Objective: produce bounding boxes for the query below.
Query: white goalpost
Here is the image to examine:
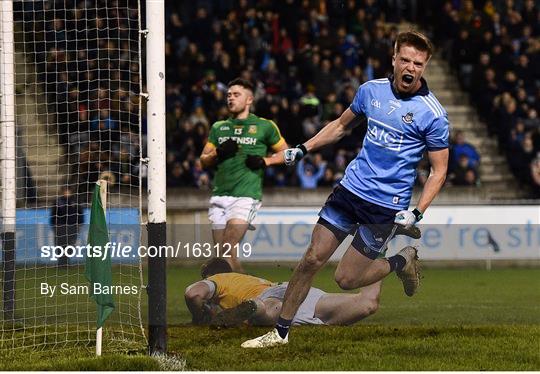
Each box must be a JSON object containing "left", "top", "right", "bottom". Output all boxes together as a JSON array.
[
  {"left": 1, "top": 0, "right": 149, "bottom": 353},
  {"left": 0, "top": 0, "right": 17, "bottom": 327}
]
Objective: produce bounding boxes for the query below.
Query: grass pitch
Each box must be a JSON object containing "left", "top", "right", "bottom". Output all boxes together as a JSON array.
[
  {"left": 165, "top": 265, "right": 540, "bottom": 371},
  {"left": 1, "top": 265, "right": 539, "bottom": 370}
]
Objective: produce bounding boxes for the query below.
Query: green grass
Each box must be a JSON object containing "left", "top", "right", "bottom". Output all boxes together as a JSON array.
[
  {"left": 170, "top": 324, "right": 539, "bottom": 371},
  {"left": 166, "top": 265, "right": 540, "bottom": 370},
  {"left": 1, "top": 265, "right": 539, "bottom": 370},
  {"left": 1, "top": 350, "right": 161, "bottom": 371}
]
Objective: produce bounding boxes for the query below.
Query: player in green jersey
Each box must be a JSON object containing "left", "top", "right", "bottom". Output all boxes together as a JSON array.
[{"left": 200, "top": 78, "right": 288, "bottom": 272}]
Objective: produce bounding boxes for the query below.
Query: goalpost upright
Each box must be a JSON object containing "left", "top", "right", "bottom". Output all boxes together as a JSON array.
[
  {"left": 0, "top": 0, "right": 165, "bottom": 355},
  {"left": 1, "top": 0, "right": 150, "bottom": 353},
  {"left": 0, "top": 0, "right": 16, "bottom": 324},
  {"left": 145, "top": 0, "right": 167, "bottom": 355}
]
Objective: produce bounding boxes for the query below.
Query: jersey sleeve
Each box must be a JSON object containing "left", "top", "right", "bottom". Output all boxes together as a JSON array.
[
  {"left": 207, "top": 274, "right": 224, "bottom": 297},
  {"left": 207, "top": 123, "right": 218, "bottom": 147},
  {"left": 267, "top": 121, "right": 286, "bottom": 149},
  {"left": 425, "top": 114, "right": 450, "bottom": 151},
  {"left": 349, "top": 83, "right": 368, "bottom": 116}
]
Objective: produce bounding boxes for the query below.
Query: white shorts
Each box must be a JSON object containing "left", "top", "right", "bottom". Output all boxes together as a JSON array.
[
  {"left": 259, "top": 283, "right": 326, "bottom": 326},
  {"left": 208, "top": 196, "right": 262, "bottom": 230}
]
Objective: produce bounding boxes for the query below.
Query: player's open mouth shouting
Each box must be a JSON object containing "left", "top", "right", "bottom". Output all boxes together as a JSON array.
[{"left": 392, "top": 44, "right": 429, "bottom": 94}]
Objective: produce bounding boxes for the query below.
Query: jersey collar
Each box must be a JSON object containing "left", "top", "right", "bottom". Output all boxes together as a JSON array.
[
  {"left": 388, "top": 74, "right": 429, "bottom": 99},
  {"left": 229, "top": 113, "right": 255, "bottom": 124}
]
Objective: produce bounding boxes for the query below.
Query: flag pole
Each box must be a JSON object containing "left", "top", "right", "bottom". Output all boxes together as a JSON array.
[
  {"left": 96, "top": 179, "right": 108, "bottom": 356},
  {"left": 96, "top": 327, "right": 103, "bottom": 356}
]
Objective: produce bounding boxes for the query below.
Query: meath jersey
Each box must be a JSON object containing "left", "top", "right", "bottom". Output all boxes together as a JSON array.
[
  {"left": 341, "top": 76, "right": 449, "bottom": 209},
  {"left": 207, "top": 272, "right": 274, "bottom": 310},
  {"left": 208, "top": 113, "right": 285, "bottom": 200}
]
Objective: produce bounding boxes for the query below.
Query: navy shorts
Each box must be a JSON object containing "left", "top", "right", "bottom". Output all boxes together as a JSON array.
[{"left": 318, "top": 184, "right": 399, "bottom": 259}]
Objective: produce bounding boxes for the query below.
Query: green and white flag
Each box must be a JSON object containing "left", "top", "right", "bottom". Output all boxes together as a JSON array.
[{"left": 85, "top": 182, "right": 115, "bottom": 328}]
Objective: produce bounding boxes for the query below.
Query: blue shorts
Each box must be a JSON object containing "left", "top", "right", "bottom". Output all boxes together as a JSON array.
[{"left": 318, "top": 184, "right": 399, "bottom": 259}]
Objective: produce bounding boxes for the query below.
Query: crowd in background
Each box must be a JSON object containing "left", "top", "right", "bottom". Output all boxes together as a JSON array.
[
  {"left": 165, "top": 0, "right": 402, "bottom": 190},
  {"left": 14, "top": 0, "right": 540, "bottom": 196},
  {"left": 164, "top": 0, "right": 523, "bottom": 191},
  {"left": 430, "top": 0, "right": 540, "bottom": 194},
  {"left": 16, "top": 0, "right": 142, "bottom": 196}
]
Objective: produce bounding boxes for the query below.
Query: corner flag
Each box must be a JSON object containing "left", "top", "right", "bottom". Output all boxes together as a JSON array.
[{"left": 85, "top": 181, "right": 115, "bottom": 329}]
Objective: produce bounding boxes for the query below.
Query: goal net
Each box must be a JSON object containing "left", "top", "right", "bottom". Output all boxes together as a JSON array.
[{"left": 1, "top": 0, "right": 145, "bottom": 353}]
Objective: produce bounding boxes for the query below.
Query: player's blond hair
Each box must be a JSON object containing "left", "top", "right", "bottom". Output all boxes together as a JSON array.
[{"left": 394, "top": 31, "right": 433, "bottom": 59}]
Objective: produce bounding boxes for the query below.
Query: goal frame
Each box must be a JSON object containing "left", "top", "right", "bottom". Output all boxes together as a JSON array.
[{"left": 0, "top": 0, "right": 168, "bottom": 355}]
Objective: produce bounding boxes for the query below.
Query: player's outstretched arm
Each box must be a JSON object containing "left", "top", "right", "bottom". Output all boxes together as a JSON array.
[
  {"left": 283, "top": 109, "right": 357, "bottom": 165},
  {"left": 416, "top": 148, "right": 449, "bottom": 213},
  {"left": 303, "top": 108, "right": 357, "bottom": 153},
  {"left": 263, "top": 141, "right": 289, "bottom": 167}
]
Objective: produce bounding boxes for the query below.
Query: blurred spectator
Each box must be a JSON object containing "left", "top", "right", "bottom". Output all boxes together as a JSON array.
[
  {"left": 319, "top": 166, "right": 338, "bottom": 187},
  {"left": 531, "top": 156, "right": 540, "bottom": 197},
  {"left": 50, "top": 185, "right": 84, "bottom": 267},
  {"left": 168, "top": 161, "right": 191, "bottom": 187},
  {"left": 450, "top": 155, "right": 478, "bottom": 186},
  {"left": 166, "top": 103, "right": 189, "bottom": 146},
  {"left": 299, "top": 85, "right": 322, "bottom": 138},
  {"left": 192, "top": 159, "right": 210, "bottom": 189},
  {"left": 427, "top": 0, "right": 540, "bottom": 194},
  {"left": 296, "top": 155, "right": 327, "bottom": 189},
  {"left": 451, "top": 131, "right": 480, "bottom": 170},
  {"left": 509, "top": 136, "right": 536, "bottom": 184}
]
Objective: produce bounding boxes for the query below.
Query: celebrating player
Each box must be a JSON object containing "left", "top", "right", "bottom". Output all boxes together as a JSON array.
[
  {"left": 200, "top": 78, "right": 288, "bottom": 273},
  {"left": 242, "top": 31, "right": 449, "bottom": 348},
  {"left": 184, "top": 258, "right": 382, "bottom": 327}
]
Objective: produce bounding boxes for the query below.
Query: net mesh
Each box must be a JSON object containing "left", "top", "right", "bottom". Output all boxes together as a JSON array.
[{"left": 1, "top": 0, "right": 145, "bottom": 352}]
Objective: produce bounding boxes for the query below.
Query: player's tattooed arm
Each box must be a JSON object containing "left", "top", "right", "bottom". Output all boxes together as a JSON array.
[
  {"left": 303, "top": 108, "right": 357, "bottom": 153},
  {"left": 416, "top": 148, "right": 449, "bottom": 213},
  {"left": 200, "top": 142, "right": 218, "bottom": 168},
  {"left": 264, "top": 141, "right": 289, "bottom": 167},
  {"left": 200, "top": 139, "right": 239, "bottom": 168},
  {"left": 184, "top": 281, "right": 215, "bottom": 325}
]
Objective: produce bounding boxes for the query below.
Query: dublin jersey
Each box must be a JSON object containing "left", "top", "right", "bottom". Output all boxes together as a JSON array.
[{"left": 341, "top": 77, "right": 449, "bottom": 210}]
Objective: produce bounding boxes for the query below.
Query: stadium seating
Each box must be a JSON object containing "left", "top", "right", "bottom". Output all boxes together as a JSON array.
[
  {"left": 427, "top": 0, "right": 539, "bottom": 196},
  {"left": 15, "top": 0, "right": 539, "bottom": 200}
]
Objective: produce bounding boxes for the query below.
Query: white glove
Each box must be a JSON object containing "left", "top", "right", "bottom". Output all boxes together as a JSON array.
[
  {"left": 283, "top": 147, "right": 305, "bottom": 166},
  {"left": 394, "top": 210, "right": 417, "bottom": 229}
]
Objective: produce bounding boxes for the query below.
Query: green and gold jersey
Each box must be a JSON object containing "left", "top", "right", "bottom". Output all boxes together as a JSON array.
[{"left": 207, "top": 113, "right": 285, "bottom": 200}]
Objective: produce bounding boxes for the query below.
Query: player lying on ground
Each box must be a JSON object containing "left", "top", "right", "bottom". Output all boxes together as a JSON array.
[
  {"left": 184, "top": 258, "right": 383, "bottom": 327},
  {"left": 200, "top": 78, "right": 289, "bottom": 273},
  {"left": 242, "top": 31, "right": 449, "bottom": 348}
]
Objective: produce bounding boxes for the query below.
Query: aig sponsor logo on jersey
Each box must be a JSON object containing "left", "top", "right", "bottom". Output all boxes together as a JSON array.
[{"left": 366, "top": 118, "right": 404, "bottom": 152}]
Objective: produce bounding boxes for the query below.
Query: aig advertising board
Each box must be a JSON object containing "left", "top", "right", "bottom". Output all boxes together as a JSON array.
[{"left": 242, "top": 206, "right": 540, "bottom": 261}]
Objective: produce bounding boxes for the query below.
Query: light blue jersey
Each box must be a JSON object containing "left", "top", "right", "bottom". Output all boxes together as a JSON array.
[{"left": 341, "top": 76, "right": 449, "bottom": 210}]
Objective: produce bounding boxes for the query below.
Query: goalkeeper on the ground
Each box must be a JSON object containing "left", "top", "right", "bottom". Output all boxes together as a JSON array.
[{"left": 185, "top": 258, "right": 382, "bottom": 327}]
